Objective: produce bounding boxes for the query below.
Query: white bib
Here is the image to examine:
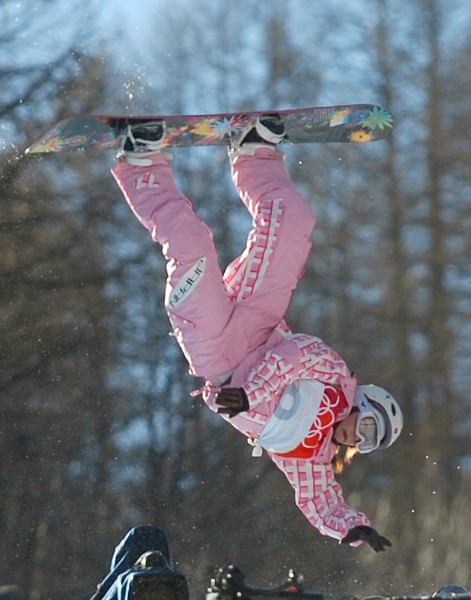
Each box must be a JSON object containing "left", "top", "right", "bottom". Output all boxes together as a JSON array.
[{"left": 258, "top": 379, "right": 324, "bottom": 453}]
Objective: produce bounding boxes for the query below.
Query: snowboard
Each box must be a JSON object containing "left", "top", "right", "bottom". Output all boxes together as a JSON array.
[{"left": 25, "top": 104, "right": 393, "bottom": 154}]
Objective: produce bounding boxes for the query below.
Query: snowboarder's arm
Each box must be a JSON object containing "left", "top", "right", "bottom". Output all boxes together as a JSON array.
[{"left": 270, "top": 455, "right": 370, "bottom": 543}]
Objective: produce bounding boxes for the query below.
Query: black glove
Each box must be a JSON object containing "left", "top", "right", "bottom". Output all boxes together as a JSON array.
[
  {"left": 215, "top": 387, "right": 249, "bottom": 417},
  {"left": 341, "top": 526, "right": 392, "bottom": 552}
]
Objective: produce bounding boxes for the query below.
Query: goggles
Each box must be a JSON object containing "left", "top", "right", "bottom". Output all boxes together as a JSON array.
[{"left": 355, "top": 411, "right": 381, "bottom": 454}]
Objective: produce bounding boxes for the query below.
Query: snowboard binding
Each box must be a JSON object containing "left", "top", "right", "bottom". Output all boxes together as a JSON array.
[
  {"left": 121, "top": 121, "right": 166, "bottom": 152},
  {"left": 229, "top": 114, "right": 288, "bottom": 149}
]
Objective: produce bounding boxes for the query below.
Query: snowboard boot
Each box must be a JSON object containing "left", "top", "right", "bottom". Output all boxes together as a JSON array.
[
  {"left": 230, "top": 115, "right": 287, "bottom": 151},
  {"left": 118, "top": 121, "right": 170, "bottom": 166}
]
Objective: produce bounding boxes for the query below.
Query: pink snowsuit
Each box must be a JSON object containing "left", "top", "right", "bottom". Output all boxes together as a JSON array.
[{"left": 111, "top": 146, "right": 370, "bottom": 542}]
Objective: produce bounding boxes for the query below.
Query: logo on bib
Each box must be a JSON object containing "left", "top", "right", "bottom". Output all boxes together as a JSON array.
[{"left": 259, "top": 379, "right": 324, "bottom": 454}]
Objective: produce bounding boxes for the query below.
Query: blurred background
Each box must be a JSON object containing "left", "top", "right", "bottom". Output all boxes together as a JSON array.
[{"left": 1, "top": 0, "right": 470, "bottom": 599}]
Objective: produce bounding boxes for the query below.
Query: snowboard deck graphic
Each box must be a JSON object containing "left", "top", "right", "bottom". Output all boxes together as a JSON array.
[{"left": 25, "top": 104, "right": 393, "bottom": 154}]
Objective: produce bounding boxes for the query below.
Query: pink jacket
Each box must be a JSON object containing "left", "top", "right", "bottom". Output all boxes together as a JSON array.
[{"left": 203, "top": 331, "right": 370, "bottom": 541}]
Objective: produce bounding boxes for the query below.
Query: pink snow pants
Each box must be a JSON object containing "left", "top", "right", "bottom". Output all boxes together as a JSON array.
[{"left": 111, "top": 147, "right": 316, "bottom": 382}]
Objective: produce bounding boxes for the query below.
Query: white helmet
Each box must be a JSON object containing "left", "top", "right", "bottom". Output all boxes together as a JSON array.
[{"left": 354, "top": 385, "right": 403, "bottom": 453}]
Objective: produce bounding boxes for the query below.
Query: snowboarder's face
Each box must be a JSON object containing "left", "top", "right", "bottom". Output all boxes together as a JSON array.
[{"left": 333, "top": 411, "right": 360, "bottom": 447}]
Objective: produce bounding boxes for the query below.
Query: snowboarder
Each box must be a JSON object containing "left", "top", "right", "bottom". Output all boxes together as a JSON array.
[{"left": 111, "top": 118, "right": 403, "bottom": 552}]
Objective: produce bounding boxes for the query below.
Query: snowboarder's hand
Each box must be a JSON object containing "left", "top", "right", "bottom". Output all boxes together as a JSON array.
[
  {"left": 215, "top": 387, "right": 249, "bottom": 417},
  {"left": 341, "top": 526, "right": 392, "bottom": 552}
]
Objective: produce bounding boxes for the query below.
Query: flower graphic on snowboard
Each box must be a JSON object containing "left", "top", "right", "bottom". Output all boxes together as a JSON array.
[{"left": 350, "top": 107, "right": 393, "bottom": 143}]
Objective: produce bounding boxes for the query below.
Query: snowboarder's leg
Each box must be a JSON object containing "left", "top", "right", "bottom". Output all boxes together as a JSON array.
[
  {"left": 223, "top": 147, "right": 316, "bottom": 345},
  {"left": 111, "top": 155, "right": 238, "bottom": 380}
]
